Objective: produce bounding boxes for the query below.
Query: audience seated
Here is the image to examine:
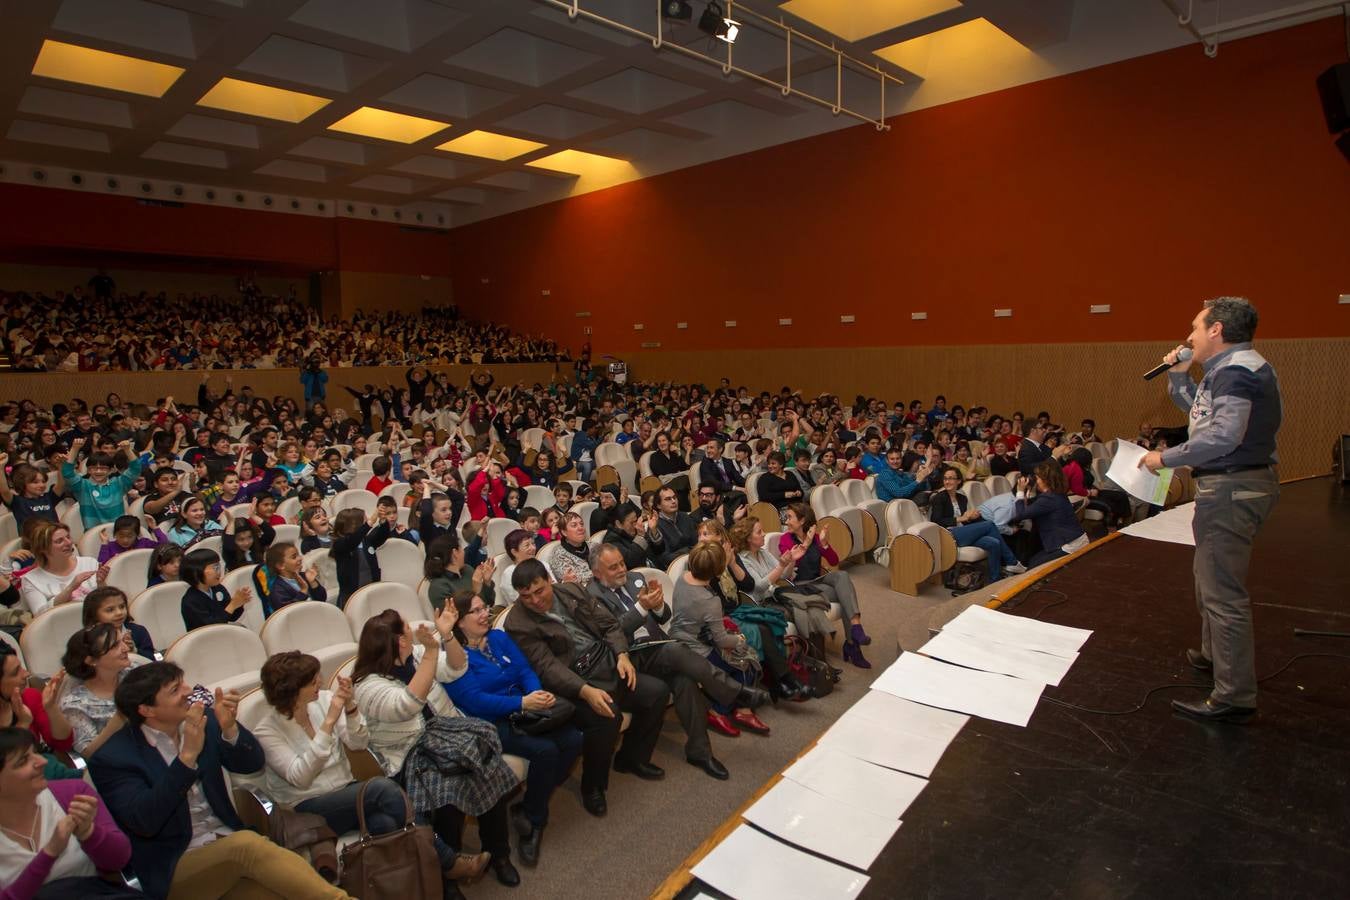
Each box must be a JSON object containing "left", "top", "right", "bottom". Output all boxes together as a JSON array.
[
  {"left": 928, "top": 468, "right": 1026, "bottom": 584},
  {"left": 502, "top": 559, "right": 670, "bottom": 819},
  {"left": 442, "top": 589, "right": 582, "bottom": 867},
  {"left": 0, "top": 643, "right": 73, "bottom": 759},
  {"left": 20, "top": 524, "right": 102, "bottom": 616},
  {"left": 0, "top": 727, "right": 137, "bottom": 899},
  {"left": 58, "top": 623, "right": 136, "bottom": 757},
  {"left": 89, "top": 661, "right": 347, "bottom": 900},
  {"left": 779, "top": 504, "right": 871, "bottom": 668},
  {"left": 350, "top": 608, "right": 520, "bottom": 893},
  {"left": 1011, "top": 461, "right": 1090, "bottom": 566},
  {"left": 180, "top": 548, "right": 254, "bottom": 631}
]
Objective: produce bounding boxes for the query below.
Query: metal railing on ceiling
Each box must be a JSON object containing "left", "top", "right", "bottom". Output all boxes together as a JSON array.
[
  {"left": 1161, "top": 0, "right": 1349, "bottom": 57},
  {"left": 533, "top": 0, "right": 905, "bottom": 131}
]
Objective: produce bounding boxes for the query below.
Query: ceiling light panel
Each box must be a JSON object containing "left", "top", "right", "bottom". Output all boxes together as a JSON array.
[
  {"left": 781, "top": 0, "right": 962, "bottom": 42},
  {"left": 31, "top": 39, "right": 185, "bottom": 97},
  {"left": 525, "top": 149, "right": 633, "bottom": 178},
  {"left": 326, "top": 106, "right": 450, "bottom": 143},
  {"left": 875, "top": 17, "right": 1029, "bottom": 78},
  {"left": 437, "top": 130, "right": 545, "bottom": 161},
  {"left": 198, "top": 77, "right": 331, "bottom": 123}
]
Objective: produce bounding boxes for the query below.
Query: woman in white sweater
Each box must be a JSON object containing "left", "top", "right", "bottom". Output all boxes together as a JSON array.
[
  {"left": 253, "top": 651, "right": 407, "bottom": 842},
  {"left": 351, "top": 607, "right": 520, "bottom": 894}
]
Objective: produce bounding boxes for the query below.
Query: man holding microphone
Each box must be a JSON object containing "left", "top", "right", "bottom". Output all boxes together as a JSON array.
[{"left": 1140, "top": 297, "right": 1282, "bottom": 723}]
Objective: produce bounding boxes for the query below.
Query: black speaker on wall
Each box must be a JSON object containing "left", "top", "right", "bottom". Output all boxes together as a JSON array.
[
  {"left": 1341, "top": 434, "right": 1350, "bottom": 484},
  {"left": 1316, "top": 63, "right": 1350, "bottom": 133}
]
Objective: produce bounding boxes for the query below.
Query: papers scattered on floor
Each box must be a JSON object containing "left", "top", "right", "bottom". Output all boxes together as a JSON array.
[
  {"left": 691, "top": 824, "right": 869, "bottom": 900},
  {"left": 743, "top": 779, "right": 902, "bottom": 871},
  {"left": 1119, "top": 502, "right": 1196, "bottom": 546},
  {"left": 871, "top": 652, "right": 1045, "bottom": 727},
  {"left": 1106, "top": 437, "right": 1174, "bottom": 505},
  {"left": 944, "top": 603, "right": 1092, "bottom": 659},
  {"left": 782, "top": 745, "right": 928, "bottom": 820},
  {"left": 839, "top": 690, "right": 970, "bottom": 745},
  {"left": 819, "top": 701, "right": 961, "bottom": 778},
  {"left": 920, "top": 629, "right": 1078, "bottom": 686}
]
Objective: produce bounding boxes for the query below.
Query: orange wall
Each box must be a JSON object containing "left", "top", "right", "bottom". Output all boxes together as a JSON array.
[
  {"left": 445, "top": 20, "right": 1350, "bottom": 352},
  {"left": 0, "top": 185, "right": 454, "bottom": 280}
]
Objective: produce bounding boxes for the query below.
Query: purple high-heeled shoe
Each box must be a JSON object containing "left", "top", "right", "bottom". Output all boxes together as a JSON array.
[
  {"left": 850, "top": 623, "right": 872, "bottom": 646},
  {"left": 842, "top": 641, "right": 872, "bottom": 669}
]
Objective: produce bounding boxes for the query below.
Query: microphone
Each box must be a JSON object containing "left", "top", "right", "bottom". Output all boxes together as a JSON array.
[{"left": 1143, "top": 347, "right": 1192, "bottom": 381}]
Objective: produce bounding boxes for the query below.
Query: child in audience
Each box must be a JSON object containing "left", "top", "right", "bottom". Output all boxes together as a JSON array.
[
  {"left": 261, "top": 543, "right": 325, "bottom": 613},
  {"left": 306, "top": 457, "right": 344, "bottom": 498},
  {"left": 61, "top": 437, "right": 143, "bottom": 529},
  {"left": 165, "top": 497, "right": 224, "bottom": 548},
  {"left": 250, "top": 493, "right": 286, "bottom": 527},
  {"left": 364, "top": 454, "right": 394, "bottom": 494},
  {"left": 222, "top": 511, "right": 272, "bottom": 571},
  {"left": 97, "top": 515, "right": 166, "bottom": 563},
  {"left": 82, "top": 585, "right": 155, "bottom": 658},
  {"left": 143, "top": 467, "right": 190, "bottom": 524},
  {"left": 374, "top": 495, "right": 418, "bottom": 544},
  {"left": 0, "top": 455, "right": 63, "bottom": 529},
  {"left": 208, "top": 469, "right": 245, "bottom": 518},
  {"left": 179, "top": 547, "right": 253, "bottom": 631},
  {"left": 145, "top": 543, "right": 184, "bottom": 587},
  {"left": 550, "top": 482, "right": 573, "bottom": 517},
  {"left": 298, "top": 506, "right": 332, "bottom": 552},
  {"left": 537, "top": 507, "right": 561, "bottom": 544}
]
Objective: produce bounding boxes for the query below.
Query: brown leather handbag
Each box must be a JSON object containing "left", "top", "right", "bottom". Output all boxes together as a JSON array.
[{"left": 338, "top": 780, "right": 442, "bottom": 899}]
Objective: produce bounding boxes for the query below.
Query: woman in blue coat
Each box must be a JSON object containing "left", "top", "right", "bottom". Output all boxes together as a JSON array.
[{"left": 443, "top": 589, "right": 582, "bottom": 868}]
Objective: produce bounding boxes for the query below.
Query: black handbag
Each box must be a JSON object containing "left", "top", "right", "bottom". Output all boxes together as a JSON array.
[{"left": 508, "top": 695, "right": 577, "bottom": 735}]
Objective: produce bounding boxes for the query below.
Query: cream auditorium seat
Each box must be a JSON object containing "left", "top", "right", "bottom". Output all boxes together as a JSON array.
[
  {"left": 19, "top": 605, "right": 83, "bottom": 678},
  {"left": 130, "top": 582, "right": 191, "bottom": 651},
  {"left": 344, "top": 582, "right": 433, "bottom": 636},
  {"left": 332, "top": 490, "right": 378, "bottom": 517},
  {"left": 165, "top": 624, "right": 266, "bottom": 695},
  {"left": 105, "top": 548, "right": 153, "bottom": 598},
  {"left": 260, "top": 601, "right": 357, "bottom": 682},
  {"left": 300, "top": 548, "right": 340, "bottom": 600},
  {"left": 375, "top": 539, "right": 425, "bottom": 588}
]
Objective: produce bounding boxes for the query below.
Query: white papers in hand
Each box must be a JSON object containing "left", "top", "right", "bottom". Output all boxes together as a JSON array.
[
  {"left": 818, "top": 706, "right": 957, "bottom": 778},
  {"left": 1119, "top": 502, "right": 1196, "bottom": 546},
  {"left": 782, "top": 746, "right": 927, "bottom": 819},
  {"left": 943, "top": 603, "right": 1092, "bottom": 659},
  {"left": 920, "top": 629, "right": 1078, "bottom": 686},
  {"left": 691, "top": 824, "right": 869, "bottom": 900},
  {"left": 743, "top": 779, "right": 902, "bottom": 870},
  {"left": 871, "top": 652, "right": 1044, "bottom": 727},
  {"left": 1106, "top": 437, "right": 1174, "bottom": 505}
]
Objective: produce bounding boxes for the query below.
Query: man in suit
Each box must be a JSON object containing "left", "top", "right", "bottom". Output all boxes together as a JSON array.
[
  {"left": 1018, "top": 423, "right": 1053, "bottom": 475},
  {"left": 698, "top": 439, "right": 744, "bottom": 494},
  {"left": 586, "top": 544, "right": 768, "bottom": 780},
  {"left": 89, "top": 662, "right": 346, "bottom": 900},
  {"left": 504, "top": 559, "right": 670, "bottom": 818}
]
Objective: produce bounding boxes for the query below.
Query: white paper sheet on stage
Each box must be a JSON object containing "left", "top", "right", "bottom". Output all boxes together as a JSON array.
[
  {"left": 840, "top": 689, "right": 971, "bottom": 745},
  {"left": 782, "top": 745, "right": 928, "bottom": 820},
  {"left": 943, "top": 603, "right": 1092, "bottom": 659},
  {"left": 818, "top": 706, "right": 957, "bottom": 778},
  {"left": 1106, "top": 438, "right": 1174, "bottom": 505},
  {"left": 920, "top": 629, "right": 1078, "bottom": 687},
  {"left": 1119, "top": 502, "right": 1196, "bottom": 546},
  {"left": 743, "top": 779, "right": 902, "bottom": 871},
  {"left": 871, "top": 652, "right": 1044, "bottom": 727},
  {"left": 691, "top": 824, "right": 869, "bottom": 900}
]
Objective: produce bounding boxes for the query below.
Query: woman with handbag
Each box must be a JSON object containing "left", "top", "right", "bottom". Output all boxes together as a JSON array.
[
  {"left": 669, "top": 541, "right": 772, "bottom": 739},
  {"left": 697, "top": 520, "right": 808, "bottom": 707},
  {"left": 442, "top": 590, "right": 582, "bottom": 868},
  {"left": 253, "top": 651, "right": 410, "bottom": 874},
  {"left": 352, "top": 608, "right": 521, "bottom": 898},
  {"left": 780, "top": 503, "right": 872, "bottom": 669}
]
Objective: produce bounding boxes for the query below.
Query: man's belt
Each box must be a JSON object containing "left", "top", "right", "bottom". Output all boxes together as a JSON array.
[{"left": 1191, "top": 464, "right": 1272, "bottom": 478}]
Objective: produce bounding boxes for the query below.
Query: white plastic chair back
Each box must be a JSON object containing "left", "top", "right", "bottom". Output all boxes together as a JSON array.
[
  {"left": 60, "top": 504, "right": 85, "bottom": 544},
  {"left": 344, "top": 582, "right": 432, "bottom": 636},
  {"left": 0, "top": 537, "right": 20, "bottom": 562},
  {"left": 354, "top": 453, "right": 380, "bottom": 470},
  {"left": 885, "top": 499, "right": 924, "bottom": 535},
  {"left": 126, "top": 496, "right": 147, "bottom": 519},
  {"left": 78, "top": 523, "right": 115, "bottom": 559},
  {"left": 744, "top": 472, "right": 762, "bottom": 504},
  {"left": 810, "top": 484, "right": 846, "bottom": 520},
  {"left": 165, "top": 624, "right": 266, "bottom": 694},
  {"left": 221, "top": 566, "right": 265, "bottom": 634},
  {"left": 0, "top": 630, "right": 23, "bottom": 668},
  {"left": 300, "top": 548, "right": 340, "bottom": 599},
  {"left": 524, "top": 485, "right": 555, "bottom": 511},
  {"left": 535, "top": 540, "right": 562, "bottom": 570},
  {"left": 19, "top": 605, "right": 83, "bottom": 678},
  {"left": 483, "top": 517, "right": 520, "bottom": 558},
  {"left": 378, "top": 482, "right": 412, "bottom": 506},
  {"left": 194, "top": 535, "right": 223, "bottom": 558},
  {"left": 637, "top": 451, "right": 655, "bottom": 479},
  {"left": 226, "top": 503, "right": 252, "bottom": 520},
  {"left": 276, "top": 497, "right": 302, "bottom": 523},
  {"left": 332, "top": 490, "right": 377, "bottom": 517},
  {"left": 260, "top": 601, "right": 357, "bottom": 682},
  {"left": 840, "top": 479, "right": 869, "bottom": 506},
  {"left": 666, "top": 554, "right": 689, "bottom": 582},
  {"left": 130, "top": 582, "right": 190, "bottom": 651},
  {"left": 763, "top": 532, "right": 784, "bottom": 561},
  {"left": 236, "top": 687, "right": 272, "bottom": 733},
  {"left": 375, "top": 539, "right": 425, "bottom": 588},
  {"left": 985, "top": 475, "right": 1012, "bottom": 496},
  {"left": 962, "top": 481, "right": 992, "bottom": 507},
  {"left": 271, "top": 524, "right": 301, "bottom": 546},
  {"left": 0, "top": 512, "right": 17, "bottom": 546},
  {"left": 521, "top": 428, "right": 546, "bottom": 451},
  {"left": 105, "top": 548, "right": 153, "bottom": 598}
]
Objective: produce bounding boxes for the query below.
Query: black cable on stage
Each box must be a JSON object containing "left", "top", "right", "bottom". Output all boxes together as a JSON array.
[{"left": 1044, "top": 653, "right": 1350, "bottom": 717}]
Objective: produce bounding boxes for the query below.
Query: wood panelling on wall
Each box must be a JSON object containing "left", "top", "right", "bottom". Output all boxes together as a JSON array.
[
  {"left": 444, "top": 20, "right": 1350, "bottom": 354},
  {"left": 336, "top": 272, "right": 453, "bottom": 318},
  {"left": 0, "top": 339, "right": 1336, "bottom": 480}
]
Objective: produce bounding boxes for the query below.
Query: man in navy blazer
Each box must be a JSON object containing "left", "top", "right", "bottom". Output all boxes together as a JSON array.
[
  {"left": 1017, "top": 423, "right": 1053, "bottom": 475},
  {"left": 89, "top": 661, "right": 346, "bottom": 900},
  {"left": 698, "top": 439, "right": 745, "bottom": 493}
]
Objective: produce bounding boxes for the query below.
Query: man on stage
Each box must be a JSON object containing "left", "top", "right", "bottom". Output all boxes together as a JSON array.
[{"left": 1141, "top": 296, "right": 1281, "bottom": 723}]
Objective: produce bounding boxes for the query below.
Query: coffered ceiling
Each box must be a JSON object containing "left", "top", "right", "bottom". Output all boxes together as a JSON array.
[{"left": 0, "top": 0, "right": 1337, "bottom": 229}]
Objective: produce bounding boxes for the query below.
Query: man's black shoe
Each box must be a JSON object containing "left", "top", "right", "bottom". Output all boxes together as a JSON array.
[
  {"left": 737, "top": 685, "right": 773, "bottom": 709},
  {"left": 686, "top": 755, "right": 729, "bottom": 780},
  {"left": 1171, "top": 697, "right": 1255, "bottom": 723},
  {"left": 1185, "top": 649, "right": 1213, "bottom": 672},
  {"left": 613, "top": 759, "right": 665, "bottom": 780},
  {"left": 491, "top": 855, "right": 521, "bottom": 887},
  {"left": 582, "top": 789, "right": 607, "bottom": 817},
  {"left": 517, "top": 824, "right": 542, "bottom": 867}
]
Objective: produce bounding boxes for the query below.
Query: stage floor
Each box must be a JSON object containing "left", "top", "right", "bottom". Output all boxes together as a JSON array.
[
  {"left": 672, "top": 477, "right": 1350, "bottom": 900},
  {"left": 853, "top": 476, "right": 1350, "bottom": 898}
]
